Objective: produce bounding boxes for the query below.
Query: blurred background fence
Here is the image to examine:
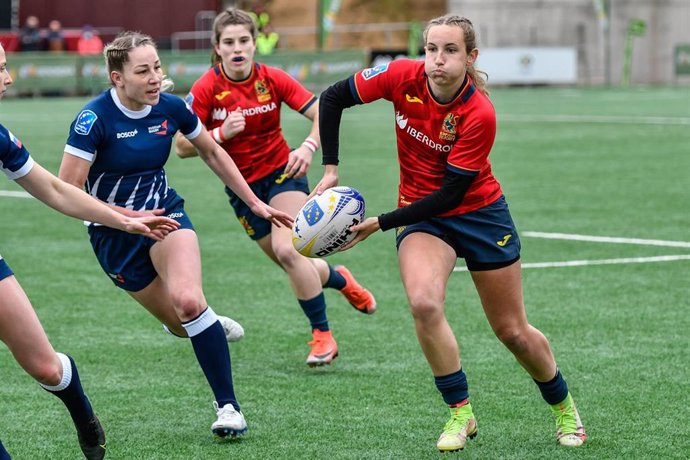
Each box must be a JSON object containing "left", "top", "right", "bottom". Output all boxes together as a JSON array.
[{"left": 0, "top": 0, "right": 688, "bottom": 96}]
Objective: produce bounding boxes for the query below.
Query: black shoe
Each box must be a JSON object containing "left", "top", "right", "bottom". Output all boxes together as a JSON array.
[{"left": 75, "top": 416, "right": 106, "bottom": 459}]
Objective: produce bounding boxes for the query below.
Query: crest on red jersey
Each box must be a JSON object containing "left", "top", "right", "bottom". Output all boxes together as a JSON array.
[
  {"left": 439, "top": 113, "right": 459, "bottom": 141},
  {"left": 254, "top": 79, "right": 271, "bottom": 102}
]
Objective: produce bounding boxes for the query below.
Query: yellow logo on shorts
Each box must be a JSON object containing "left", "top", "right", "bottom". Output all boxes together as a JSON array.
[
  {"left": 238, "top": 216, "right": 255, "bottom": 236},
  {"left": 396, "top": 226, "right": 407, "bottom": 236},
  {"left": 497, "top": 234, "right": 512, "bottom": 247},
  {"left": 274, "top": 173, "right": 289, "bottom": 184}
]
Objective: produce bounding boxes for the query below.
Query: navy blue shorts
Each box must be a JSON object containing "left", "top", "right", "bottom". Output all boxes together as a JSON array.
[
  {"left": 88, "top": 195, "right": 194, "bottom": 292},
  {"left": 0, "top": 257, "right": 13, "bottom": 281},
  {"left": 224, "top": 164, "right": 309, "bottom": 240},
  {"left": 395, "top": 196, "right": 521, "bottom": 271}
]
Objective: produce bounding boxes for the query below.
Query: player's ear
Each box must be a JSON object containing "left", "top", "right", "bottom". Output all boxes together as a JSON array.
[
  {"left": 110, "top": 70, "right": 124, "bottom": 87},
  {"left": 467, "top": 48, "right": 478, "bottom": 66}
]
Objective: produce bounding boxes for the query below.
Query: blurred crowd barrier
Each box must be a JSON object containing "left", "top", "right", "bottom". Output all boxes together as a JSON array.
[{"left": 3, "top": 49, "right": 368, "bottom": 96}]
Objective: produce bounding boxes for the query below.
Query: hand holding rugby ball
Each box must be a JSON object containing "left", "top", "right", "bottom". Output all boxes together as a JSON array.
[{"left": 292, "top": 186, "right": 365, "bottom": 258}]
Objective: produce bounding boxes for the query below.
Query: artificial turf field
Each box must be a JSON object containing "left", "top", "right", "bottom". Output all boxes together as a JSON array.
[{"left": 0, "top": 86, "right": 688, "bottom": 459}]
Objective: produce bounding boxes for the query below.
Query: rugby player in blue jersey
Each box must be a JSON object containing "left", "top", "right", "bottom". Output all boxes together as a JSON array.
[
  {"left": 0, "top": 42, "right": 179, "bottom": 460},
  {"left": 58, "top": 31, "right": 293, "bottom": 440}
]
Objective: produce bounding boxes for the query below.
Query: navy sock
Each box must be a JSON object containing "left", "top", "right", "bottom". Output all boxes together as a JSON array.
[
  {"left": 434, "top": 369, "right": 469, "bottom": 405},
  {"left": 323, "top": 265, "right": 346, "bottom": 290},
  {"left": 534, "top": 369, "right": 569, "bottom": 405},
  {"left": 298, "top": 292, "right": 329, "bottom": 331},
  {"left": 183, "top": 307, "right": 239, "bottom": 411},
  {"left": 41, "top": 354, "right": 94, "bottom": 426},
  {"left": 0, "top": 439, "right": 10, "bottom": 460}
]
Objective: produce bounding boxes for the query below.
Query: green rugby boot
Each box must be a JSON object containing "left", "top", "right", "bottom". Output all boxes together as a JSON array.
[
  {"left": 436, "top": 402, "right": 477, "bottom": 452},
  {"left": 551, "top": 393, "right": 586, "bottom": 447}
]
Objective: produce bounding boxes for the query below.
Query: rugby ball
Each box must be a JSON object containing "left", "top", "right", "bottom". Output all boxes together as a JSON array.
[{"left": 292, "top": 186, "right": 365, "bottom": 258}]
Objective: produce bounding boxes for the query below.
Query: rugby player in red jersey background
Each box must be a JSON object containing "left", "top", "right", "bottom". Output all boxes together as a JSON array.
[{"left": 175, "top": 8, "right": 377, "bottom": 367}]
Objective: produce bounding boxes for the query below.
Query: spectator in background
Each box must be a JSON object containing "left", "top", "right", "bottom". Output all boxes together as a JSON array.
[
  {"left": 19, "top": 15, "right": 42, "bottom": 52},
  {"left": 250, "top": 4, "right": 279, "bottom": 55},
  {"left": 46, "top": 19, "right": 66, "bottom": 52},
  {"left": 256, "top": 23, "right": 279, "bottom": 55},
  {"left": 77, "top": 25, "right": 103, "bottom": 56}
]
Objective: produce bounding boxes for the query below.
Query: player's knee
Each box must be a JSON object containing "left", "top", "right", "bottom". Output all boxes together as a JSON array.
[
  {"left": 494, "top": 326, "right": 529, "bottom": 353},
  {"left": 170, "top": 288, "right": 205, "bottom": 321},
  {"left": 408, "top": 293, "right": 443, "bottom": 322},
  {"left": 272, "top": 242, "right": 300, "bottom": 269},
  {"left": 30, "top": 360, "right": 62, "bottom": 386}
]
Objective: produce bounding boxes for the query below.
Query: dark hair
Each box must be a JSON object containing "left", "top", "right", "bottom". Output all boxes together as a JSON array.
[
  {"left": 423, "top": 15, "right": 489, "bottom": 96},
  {"left": 210, "top": 8, "right": 256, "bottom": 66}
]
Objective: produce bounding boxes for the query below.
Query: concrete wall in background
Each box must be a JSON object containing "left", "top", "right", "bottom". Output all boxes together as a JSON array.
[{"left": 448, "top": 0, "right": 690, "bottom": 85}]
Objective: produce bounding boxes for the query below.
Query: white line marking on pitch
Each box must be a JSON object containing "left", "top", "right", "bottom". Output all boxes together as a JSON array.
[
  {"left": 522, "top": 231, "right": 690, "bottom": 248},
  {"left": 499, "top": 114, "right": 690, "bottom": 125},
  {"left": 453, "top": 254, "right": 690, "bottom": 272},
  {"left": 0, "top": 190, "right": 33, "bottom": 198},
  {"left": 454, "top": 231, "right": 690, "bottom": 272}
]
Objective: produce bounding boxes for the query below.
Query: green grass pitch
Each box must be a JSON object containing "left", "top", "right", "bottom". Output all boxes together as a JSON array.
[{"left": 0, "top": 86, "right": 688, "bottom": 459}]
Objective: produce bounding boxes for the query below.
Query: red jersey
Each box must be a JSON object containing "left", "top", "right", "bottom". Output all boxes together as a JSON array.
[
  {"left": 188, "top": 63, "right": 317, "bottom": 183},
  {"left": 353, "top": 59, "right": 502, "bottom": 216}
]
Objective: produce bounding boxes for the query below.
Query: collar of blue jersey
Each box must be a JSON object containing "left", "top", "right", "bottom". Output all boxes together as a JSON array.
[
  {"left": 109, "top": 88, "right": 153, "bottom": 119},
  {"left": 425, "top": 73, "right": 475, "bottom": 105}
]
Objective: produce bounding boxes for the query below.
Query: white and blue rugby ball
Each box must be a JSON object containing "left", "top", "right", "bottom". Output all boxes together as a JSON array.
[{"left": 292, "top": 186, "right": 365, "bottom": 258}]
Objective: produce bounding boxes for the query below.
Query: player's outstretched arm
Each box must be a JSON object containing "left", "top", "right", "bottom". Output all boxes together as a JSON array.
[
  {"left": 190, "top": 127, "right": 293, "bottom": 228},
  {"left": 19, "top": 163, "right": 179, "bottom": 239}
]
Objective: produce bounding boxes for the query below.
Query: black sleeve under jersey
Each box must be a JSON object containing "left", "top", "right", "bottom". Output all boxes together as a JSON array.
[
  {"left": 377, "top": 169, "right": 477, "bottom": 231},
  {"left": 319, "top": 76, "right": 359, "bottom": 166}
]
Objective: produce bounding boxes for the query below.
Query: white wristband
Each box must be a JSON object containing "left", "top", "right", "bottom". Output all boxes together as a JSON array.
[
  {"left": 302, "top": 137, "right": 318, "bottom": 153},
  {"left": 212, "top": 127, "right": 225, "bottom": 144}
]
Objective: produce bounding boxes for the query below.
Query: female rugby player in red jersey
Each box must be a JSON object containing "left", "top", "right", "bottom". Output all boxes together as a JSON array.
[
  {"left": 314, "top": 14, "right": 586, "bottom": 453},
  {"left": 175, "top": 8, "right": 376, "bottom": 367}
]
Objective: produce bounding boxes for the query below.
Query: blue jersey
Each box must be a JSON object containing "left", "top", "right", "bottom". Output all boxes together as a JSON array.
[
  {"left": 0, "top": 122, "right": 34, "bottom": 180},
  {"left": 64, "top": 88, "right": 202, "bottom": 212}
]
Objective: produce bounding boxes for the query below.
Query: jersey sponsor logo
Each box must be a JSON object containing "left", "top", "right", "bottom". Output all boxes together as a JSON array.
[
  {"left": 400, "top": 115, "right": 452, "bottom": 153},
  {"left": 7, "top": 130, "right": 22, "bottom": 148},
  {"left": 405, "top": 94, "right": 423, "bottom": 104},
  {"left": 148, "top": 120, "right": 168, "bottom": 135},
  {"left": 395, "top": 111, "right": 408, "bottom": 129},
  {"left": 212, "top": 108, "right": 228, "bottom": 121},
  {"left": 241, "top": 102, "right": 277, "bottom": 117},
  {"left": 439, "top": 113, "right": 459, "bottom": 141},
  {"left": 497, "top": 234, "right": 512, "bottom": 247},
  {"left": 116, "top": 129, "right": 138, "bottom": 139},
  {"left": 214, "top": 90, "right": 232, "bottom": 101},
  {"left": 74, "top": 110, "right": 98, "bottom": 135},
  {"left": 361, "top": 63, "right": 389, "bottom": 80},
  {"left": 254, "top": 79, "right": 272, "bottom": 102}
]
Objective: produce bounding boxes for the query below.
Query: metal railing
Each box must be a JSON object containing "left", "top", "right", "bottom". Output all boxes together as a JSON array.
[{"left": 171, "top": 22, "right": 414, "bottom": 51}]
